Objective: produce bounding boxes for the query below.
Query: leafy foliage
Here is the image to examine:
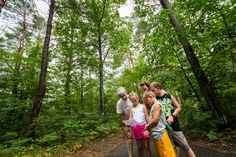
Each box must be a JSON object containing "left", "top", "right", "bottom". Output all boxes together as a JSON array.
[
  {"left": 0, "top": 0, "right": 235, "bottom": 156},
  {"left": 207, "top": 131, "right": 218, "bottom": 142}
]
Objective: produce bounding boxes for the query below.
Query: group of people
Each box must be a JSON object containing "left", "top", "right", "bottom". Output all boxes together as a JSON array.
[{"left": 116, "top": 81, "right": 196, "bottom": 157}]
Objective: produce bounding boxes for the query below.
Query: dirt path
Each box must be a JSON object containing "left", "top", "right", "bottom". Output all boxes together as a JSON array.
[
  {"left": 67, "top": 133, "right": 124, "bottom": 157},
  {"left": 60, "top": 131, "right": 236, "bottom": 157}
]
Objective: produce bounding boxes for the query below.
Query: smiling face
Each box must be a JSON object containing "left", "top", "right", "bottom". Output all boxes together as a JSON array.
[
  {"left": 118, "top": 93, "right": 128, "bottom": 101},
  {"left": 129, "top": 92, "right": 139, "bottom": 104}
]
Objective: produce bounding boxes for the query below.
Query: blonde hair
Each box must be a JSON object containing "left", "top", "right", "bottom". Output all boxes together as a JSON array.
[
  {"left": 129, "top": 92, "right": 139, "bottom": 102},
  {"left": 143, "top": 91, "right": 155, "bottom": 104},
  {"left": 150, "top": 82, "right": 162, "bottom": 89}
]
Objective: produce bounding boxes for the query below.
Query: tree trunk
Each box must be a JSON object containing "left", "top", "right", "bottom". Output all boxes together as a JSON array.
[
  {"left": 159, "top": 0, "right": 227, "bottom": 125},
  {"left": 80, "top": 69, "right": 84, "bottom": 104},
  {"left": 78, "top": 51, "right": 84, "bottom": 105},
  {"left": 98, "top": 31, "right": 105, "bottom": 115},
  {"left": 64, "top": 29, "right": 74, "bottom": 106},
  {"left": 97, "top": 0, "right": 106, "bottom": 115},
  {"left": 64, "top": 52, "right": 73, "bottom": 105},
  {"left": 12, "top": 9, "right": 26, "bottom": 96},
  {"left": 27, "top": 0, "right": 55, "bottom": 135},
  {"left": 174, "top": 50, "right": 203, "bottom": 105}
]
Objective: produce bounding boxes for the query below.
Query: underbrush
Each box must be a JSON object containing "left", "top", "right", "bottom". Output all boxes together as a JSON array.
[{"left": 0, "top": 112, "right": 120, "bottom": 157}]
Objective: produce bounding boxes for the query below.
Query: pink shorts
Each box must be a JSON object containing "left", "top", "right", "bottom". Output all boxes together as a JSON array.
[{"left": 131, "top": 124, "right": 149, "bottom": 140}]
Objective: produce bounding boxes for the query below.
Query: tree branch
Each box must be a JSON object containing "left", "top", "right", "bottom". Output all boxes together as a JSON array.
[{"left": 102, "top": 46, "right": 111, "bottom": 63}]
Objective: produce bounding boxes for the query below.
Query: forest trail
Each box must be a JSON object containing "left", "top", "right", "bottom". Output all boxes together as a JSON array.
[
  {"left": 66, "top": 132, "right": 236, "bottom": 157},
  {"left": 108, "top": 141, "right": 235, "bottom": 157}
]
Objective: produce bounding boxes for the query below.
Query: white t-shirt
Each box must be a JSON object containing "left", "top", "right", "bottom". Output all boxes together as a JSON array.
[{"left": 116, "top": 98, "right": 133, "bottom": 120}]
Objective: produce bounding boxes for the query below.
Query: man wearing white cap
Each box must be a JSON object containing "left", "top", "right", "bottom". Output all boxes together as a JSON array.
[{"left": 116, "top": 87, "right": 133, "bottom": 157}]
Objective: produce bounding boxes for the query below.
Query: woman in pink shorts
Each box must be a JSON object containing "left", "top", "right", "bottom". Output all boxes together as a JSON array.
[{"left": 129, "top": 92, "right": 151, "bottom": 157}]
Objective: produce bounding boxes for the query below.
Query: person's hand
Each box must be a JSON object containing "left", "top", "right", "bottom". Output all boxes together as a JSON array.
[
  {"left": 144, "top": 124, "right": 150, "bottom": 137},
  {"left": 122, "top": 121, "right": 127, "bottom": 126},
  {"left": 123, "top": 126, "right": 132, "bottom": 139},
  {"left": 144, "top": 130, "right": 149, "bottom": 137},
  {"left": 145, "top": 123, "right": 148, "bottom": 128},
  {"left": 167, "top": 116, "right": 174, "bottom": 125}
]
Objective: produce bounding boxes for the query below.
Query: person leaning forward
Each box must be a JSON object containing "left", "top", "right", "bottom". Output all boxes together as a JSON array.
[
  {"left": 150, "top": 82, "right": 196, "bottom": 157},
  {"left": 143, "top": 91, "right": 176, "bottom": 157},
  {"left": 116, "top": 87, "right": 133, "bottom": 157}
]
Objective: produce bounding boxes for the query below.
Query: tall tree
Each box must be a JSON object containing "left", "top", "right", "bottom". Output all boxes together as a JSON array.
[
  {"left": 53, "top": 0, "right": 98, "bottom": 111},
  {"left": 52, "top": 0, "right": 130, "bottom": 115},
  {"left": 159, "top": 0, "right": 227, "bottom": 125},
  {"left": 97, "top": 0, "right": 106, "bottom": 115},
  {"left": 84, "top": 0, "right": 129, "bottom": 114},
  {"left": 1, "top": 0, "right": 38, "bottom": 96},
  {"left": 28, "top": 0, "right": 55, "bottom": 135},
  {"left": 12, "top": 7, "right": 27, "bottom": 95},
  {"left": 0, "top": 1, "right": 46, "bottom": 138}
]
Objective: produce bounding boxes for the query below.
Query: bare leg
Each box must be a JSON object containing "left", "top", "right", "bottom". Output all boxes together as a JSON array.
[
  {"left": 172, "top": 131, "right": 196, "bottom": 157},
  {"left": 136, "top": 140, "right": 143, "bottom": 157},
  {"left": 175, "top": 146, "right": 180, "bottom": 157},
  {"left": 143, "top": 139, "right": 151, "bottom": 157},
  {"left": 124, "top": 126, "right": 133, "bottom": 157},
  {"left": 186, "top": 148, "right": 196, "bottom": 157},
  {"left": 125, "top": 138, "right": 132, "bottom": 157}
]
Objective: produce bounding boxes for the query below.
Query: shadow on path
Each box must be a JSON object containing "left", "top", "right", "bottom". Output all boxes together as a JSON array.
[{"left": 107, "top": 141, "right": 236, "bottom": 157}]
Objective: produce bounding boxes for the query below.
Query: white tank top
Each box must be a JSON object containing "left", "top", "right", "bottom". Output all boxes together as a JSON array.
[{"left": 131, "top": 105, "right": 146, "bottom": 125}]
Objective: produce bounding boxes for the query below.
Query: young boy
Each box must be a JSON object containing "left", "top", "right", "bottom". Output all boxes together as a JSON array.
[
  {"left": 150, "top": 82, "right": 196, "bottom": 157},
  {"left": 143, "top": 91, "right": 176, "bottom": 157}
]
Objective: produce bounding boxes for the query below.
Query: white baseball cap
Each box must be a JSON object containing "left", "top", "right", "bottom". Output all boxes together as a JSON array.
[{"left": 116, "top": 87, "right": 127, "bottom": 95}]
